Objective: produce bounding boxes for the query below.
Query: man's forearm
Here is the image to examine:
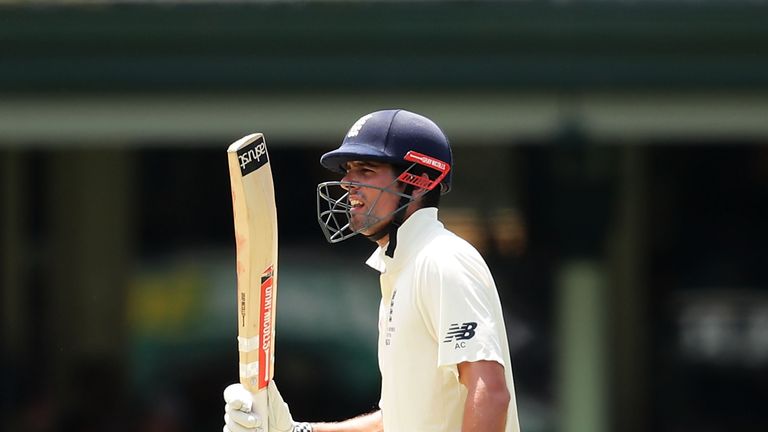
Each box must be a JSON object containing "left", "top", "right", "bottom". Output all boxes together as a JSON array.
[
  {"left": 458, "top": 360, "right": 511, "bottom": 432},
  {"left": 311, "top": 410, "right": 383, "bottom": 432},
  {"left": 461, "top": 383, "right": 510, "bottom": 432}
]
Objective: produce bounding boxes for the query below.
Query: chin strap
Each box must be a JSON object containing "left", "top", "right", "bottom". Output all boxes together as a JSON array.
[
  {"left": 361, "top": 182, "right": 417, "bottom": 258},
  {"left": 364, "top": 227, "right": 389, "bottom": 242},
  {"left": 361, "top": 185, "right": 414, "bottom": 258},
  {"left": 385, "top": 184, "right": 415, "bottom": 258},
  {"left": 384, "top": 218, "right": 402, "bottom": 258}
]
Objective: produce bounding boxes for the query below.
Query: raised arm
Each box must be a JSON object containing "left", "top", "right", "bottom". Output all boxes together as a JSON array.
[{"left": 223, "top": 382, "right": 382, "bottom": 432}]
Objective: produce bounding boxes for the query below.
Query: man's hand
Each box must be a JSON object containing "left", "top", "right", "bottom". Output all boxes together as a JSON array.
[{"left": 223, "top": 381, "right": 302, "bottom": 432}]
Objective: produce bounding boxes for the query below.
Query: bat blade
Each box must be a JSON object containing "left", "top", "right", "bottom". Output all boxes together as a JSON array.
[{"left": 227, "top": 133, "right": 278, "bottom": 426}]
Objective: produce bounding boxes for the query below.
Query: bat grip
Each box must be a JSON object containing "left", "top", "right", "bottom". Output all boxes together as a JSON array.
[{"left": 253, "top": 387, "right": 269, "bottom": 432}]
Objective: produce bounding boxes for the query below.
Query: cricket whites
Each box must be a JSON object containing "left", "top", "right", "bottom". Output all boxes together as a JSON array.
[{"left": 227, "top": 133, "right": 278, "bottom": 431}]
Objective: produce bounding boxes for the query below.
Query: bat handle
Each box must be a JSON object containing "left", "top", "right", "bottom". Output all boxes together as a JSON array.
[{"left": 254, "top": 386, "right": 269, "bottom": 432}]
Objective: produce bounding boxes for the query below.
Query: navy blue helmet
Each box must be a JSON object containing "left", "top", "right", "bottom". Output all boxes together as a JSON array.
[
  {"left": 320, "top": 109, "right": 453, "bottom": 194},
  {"left": 317, "top": 109, "right": 453, "bottom": 245}
]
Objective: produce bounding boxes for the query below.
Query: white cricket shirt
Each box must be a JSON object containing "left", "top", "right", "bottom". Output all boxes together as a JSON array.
[{"left": 366, "top": 208, "right": 520, "bottom": 432}]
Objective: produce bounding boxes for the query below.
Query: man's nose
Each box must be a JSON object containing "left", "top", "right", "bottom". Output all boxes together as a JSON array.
[{"left": 340, "top": 174, "right": 358, "bottom": 191}]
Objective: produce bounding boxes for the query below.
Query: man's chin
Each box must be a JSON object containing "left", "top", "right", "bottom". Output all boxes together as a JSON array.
[{"left": 352, "top": 216, "right": 388, "bottom": 236}]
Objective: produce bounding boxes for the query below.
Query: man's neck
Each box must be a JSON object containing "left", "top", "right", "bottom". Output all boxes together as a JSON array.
[
  {"left": 373, "top": 201, "right": 423, "bottom": 248},
  {"left": 375, "top": 235, "right": 390, "bottom": 248}
]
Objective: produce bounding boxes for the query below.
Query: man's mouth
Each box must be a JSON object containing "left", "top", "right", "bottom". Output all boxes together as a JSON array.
[{"left": 349, "top": 197, "right": 365, "bottom": 213}]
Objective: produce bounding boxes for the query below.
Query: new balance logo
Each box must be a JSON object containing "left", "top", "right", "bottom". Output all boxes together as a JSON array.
[{"left": 443, "top": 322, "right": 478, "bottom": 343}]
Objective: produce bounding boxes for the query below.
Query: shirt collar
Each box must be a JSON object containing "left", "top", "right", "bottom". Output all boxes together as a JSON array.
[{"left": 365, "top": 207, "right": 440, "bottom": 274}]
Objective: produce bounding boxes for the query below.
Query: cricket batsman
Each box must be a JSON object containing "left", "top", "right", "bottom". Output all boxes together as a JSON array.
[{"left": 224, "top": 109, "right": 520, "bottom": 432}]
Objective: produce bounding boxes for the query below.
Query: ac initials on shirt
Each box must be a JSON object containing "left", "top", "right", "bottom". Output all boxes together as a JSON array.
[{"left": 443, "top": 322, "right": 478, "bottom": 349}]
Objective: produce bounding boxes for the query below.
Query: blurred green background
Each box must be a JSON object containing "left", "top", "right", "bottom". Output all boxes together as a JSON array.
[{"left": 2, "top": 1, "right": 768, "bottom": 431}]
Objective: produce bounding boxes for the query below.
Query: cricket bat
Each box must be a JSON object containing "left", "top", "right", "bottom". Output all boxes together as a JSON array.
[{"left": 227, "top": 133, "right": 278, "bottom": 429}]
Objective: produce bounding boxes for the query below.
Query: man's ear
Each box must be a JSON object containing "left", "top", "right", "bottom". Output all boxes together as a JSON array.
[{"left": 412, "top": 173, "right": 432, "bottom": 200}]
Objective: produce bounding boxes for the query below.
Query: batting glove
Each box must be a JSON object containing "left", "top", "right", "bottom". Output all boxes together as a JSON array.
[{"left": 223, "top": 381, "right": 312, "bottom": 432}]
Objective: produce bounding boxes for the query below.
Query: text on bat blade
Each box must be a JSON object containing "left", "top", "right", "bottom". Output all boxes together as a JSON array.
[{"left": 238, "top": 142, "right": 268, "bottom": 171}]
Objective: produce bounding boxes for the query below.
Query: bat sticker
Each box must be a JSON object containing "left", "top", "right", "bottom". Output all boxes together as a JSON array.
[
  {"left": 258, "top": 265, "right": 275, "bottom": 388},
  {"left": 237, "top": 136, "right": 270, "bottom": 176}
]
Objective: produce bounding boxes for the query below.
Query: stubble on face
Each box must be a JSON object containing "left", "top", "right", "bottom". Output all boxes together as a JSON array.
[{"left": 344, "top": 161, "right": 404, "bottom": 236}]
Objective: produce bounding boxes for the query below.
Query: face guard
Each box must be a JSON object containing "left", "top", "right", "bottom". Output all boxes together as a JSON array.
[
  {"left": 317, "top": 177, "right": 412, "bottom": 244},
  {"left": 316, "top": 151, "right": 451, "bottom": 244}
]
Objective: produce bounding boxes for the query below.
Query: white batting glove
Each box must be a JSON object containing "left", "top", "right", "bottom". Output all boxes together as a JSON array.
[{"left": 223, "top": 381, "right": 312, "bottom": 432}]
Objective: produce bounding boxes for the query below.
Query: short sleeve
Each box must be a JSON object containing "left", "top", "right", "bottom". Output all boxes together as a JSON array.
[{"left": 416, "top": 242, "right": 506, "bottom": 374}]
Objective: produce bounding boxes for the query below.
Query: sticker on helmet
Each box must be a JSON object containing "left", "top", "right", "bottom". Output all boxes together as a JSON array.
[
  {"left": 347, "top": 114, "right": 373, "bottom": 138},
  {"left": 398, "top": 151, "right": 451, "bottom": 190}
]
